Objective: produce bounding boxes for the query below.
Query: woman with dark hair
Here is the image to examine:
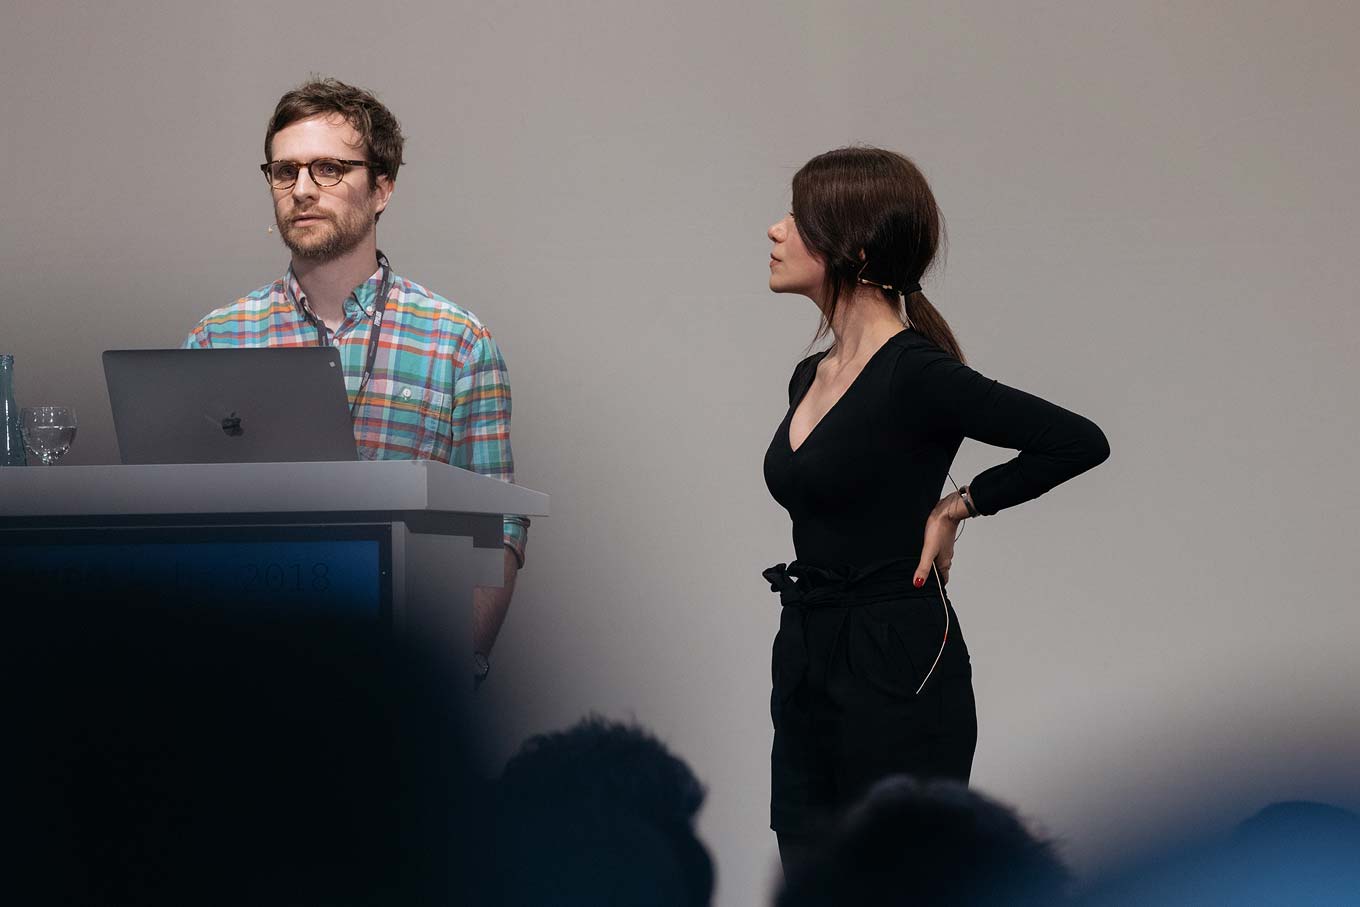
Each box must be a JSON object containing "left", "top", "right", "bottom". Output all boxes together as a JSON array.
[{"left": 762, "top": 147, "right": 1109, "bottom": 871}]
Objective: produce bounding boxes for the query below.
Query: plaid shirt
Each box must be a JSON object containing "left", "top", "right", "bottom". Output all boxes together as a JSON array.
[{"left": 183, "top": 263, "right": 529, "bottom": 566}]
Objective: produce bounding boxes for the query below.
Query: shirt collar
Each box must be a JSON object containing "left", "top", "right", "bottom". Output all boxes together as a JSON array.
[{"left": 285, "top": 262, "right": 387, "bottom": 322}]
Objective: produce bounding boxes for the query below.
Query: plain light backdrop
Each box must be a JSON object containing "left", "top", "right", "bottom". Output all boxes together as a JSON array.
[{"left": 4, "top": 1, "right": 1358, "bottom": 903}]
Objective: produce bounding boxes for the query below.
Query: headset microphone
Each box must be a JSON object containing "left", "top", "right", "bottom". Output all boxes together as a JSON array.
[{"left": 915, "top": 472, "right": 968, "bottom": 695}]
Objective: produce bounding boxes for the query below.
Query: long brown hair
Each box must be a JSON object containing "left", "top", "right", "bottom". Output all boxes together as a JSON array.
[{"left": 792, "top": 147, "right": 963, "bottom": 362}]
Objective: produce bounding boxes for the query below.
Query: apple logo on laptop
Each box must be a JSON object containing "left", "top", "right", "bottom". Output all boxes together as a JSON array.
[{"left": 220, "top": 412, "right": 244, "bottom": 438}]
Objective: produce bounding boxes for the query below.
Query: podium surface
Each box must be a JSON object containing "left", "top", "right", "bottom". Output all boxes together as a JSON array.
[{"left": 0, "top": 459, "right": 547, "bottom": 527}]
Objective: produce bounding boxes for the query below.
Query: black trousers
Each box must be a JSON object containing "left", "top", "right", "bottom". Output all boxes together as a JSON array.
[{"left": 764, "top": 559, "right": 978, "bottom": 852}]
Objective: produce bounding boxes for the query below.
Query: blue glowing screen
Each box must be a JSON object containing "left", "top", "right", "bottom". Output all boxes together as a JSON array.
[{"left": 1, "top": 533, "right": 388, "bottom": 620}]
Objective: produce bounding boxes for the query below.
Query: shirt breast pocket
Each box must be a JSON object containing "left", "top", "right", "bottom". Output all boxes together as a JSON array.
[
  {"left": 366, "top": 379, "right": 450, "bottom": 459},
  {"left": 410, "top": 385, "right": 450, "bottom": 458}
]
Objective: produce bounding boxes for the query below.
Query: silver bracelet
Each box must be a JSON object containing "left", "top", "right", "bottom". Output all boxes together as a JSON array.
[{"left": 959, "top": 486, "right": 980, "bottom": 518}]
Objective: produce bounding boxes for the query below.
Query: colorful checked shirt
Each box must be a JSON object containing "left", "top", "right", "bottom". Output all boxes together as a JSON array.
[{"left": 183, "top": 263, "right": 529, "bottom": 566}]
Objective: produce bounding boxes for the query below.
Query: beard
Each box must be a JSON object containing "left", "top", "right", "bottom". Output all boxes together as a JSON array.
[{"left": 276, "top": 202, "right": 375, "bottom": 262}]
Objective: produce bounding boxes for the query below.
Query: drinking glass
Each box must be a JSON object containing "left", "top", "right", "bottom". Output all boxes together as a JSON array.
[{"left": 21, "top": 406, "right": 78, "bottom": 465}]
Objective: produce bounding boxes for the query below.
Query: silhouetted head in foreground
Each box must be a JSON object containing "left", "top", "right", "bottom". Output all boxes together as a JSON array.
[
  {"left": 6, "top": 598, "right": 474, "bottom": 906},
  {"left": 777, "top": 776, "right": 1070, "bottom": 907},
  {"left": 489, "top": 716, "right": 714, "bottom": 906}
]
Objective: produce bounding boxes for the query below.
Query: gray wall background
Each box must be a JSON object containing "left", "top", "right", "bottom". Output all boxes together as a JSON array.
[{"left": 4, "top": 1, "right": 1358, "bottom": 902}]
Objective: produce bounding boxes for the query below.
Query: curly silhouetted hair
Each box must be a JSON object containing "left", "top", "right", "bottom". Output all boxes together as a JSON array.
[
  {"left": 490, "top": 716, "right": 714, "bottom": 906},
  {"left": 778, "top": 776, "right": 1070, "bottom": 907}
]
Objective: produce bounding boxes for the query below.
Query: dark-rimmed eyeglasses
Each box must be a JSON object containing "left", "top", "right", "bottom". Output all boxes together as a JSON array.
[{"left": 260, "top": 158, "right": 378, "bottom": 190}]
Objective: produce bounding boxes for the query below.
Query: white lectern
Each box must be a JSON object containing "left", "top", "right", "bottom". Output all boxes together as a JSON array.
[{"left": 0, "top": 461, "right": 549, "bottom": 661}]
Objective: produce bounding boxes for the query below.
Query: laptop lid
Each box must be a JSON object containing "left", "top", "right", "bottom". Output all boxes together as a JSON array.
[{"left": 103, "top": 348, "right": 359, "bottom": 465}]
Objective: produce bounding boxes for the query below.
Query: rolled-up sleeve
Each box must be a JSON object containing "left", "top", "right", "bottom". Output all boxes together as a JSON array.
[{"left": 453, "top": 330, "right": 530, "bottom": 567}]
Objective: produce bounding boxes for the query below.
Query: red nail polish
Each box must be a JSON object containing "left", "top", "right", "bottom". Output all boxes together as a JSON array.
[{"left": 914, "top": 577, "right": 924, "bottom": 588}]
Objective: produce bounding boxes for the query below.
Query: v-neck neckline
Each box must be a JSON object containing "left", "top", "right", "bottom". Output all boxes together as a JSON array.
[{"left": 786, "top": 328, "right": 909, "bottom": 454}]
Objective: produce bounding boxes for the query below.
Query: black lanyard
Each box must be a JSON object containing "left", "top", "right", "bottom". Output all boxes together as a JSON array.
[{"left": 299, "top": 251, "right": 394, "bottom": 416}]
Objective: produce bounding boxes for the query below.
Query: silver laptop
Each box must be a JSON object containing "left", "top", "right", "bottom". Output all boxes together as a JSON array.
[{"left": 103, "top": 349, "right": 358, "bottom": 464}]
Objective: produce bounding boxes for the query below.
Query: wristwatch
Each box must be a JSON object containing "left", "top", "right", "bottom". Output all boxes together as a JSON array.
[{"left": 473, "top": 652, "right": 490, "bottom": 691}]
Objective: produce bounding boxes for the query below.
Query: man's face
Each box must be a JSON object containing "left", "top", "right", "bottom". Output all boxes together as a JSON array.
[{"left": 268, "top": 114, "right": 392, "bottom": 262}]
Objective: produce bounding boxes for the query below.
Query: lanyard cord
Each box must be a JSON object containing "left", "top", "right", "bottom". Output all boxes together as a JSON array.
[{"left": 300, "top": 251, "right": 394, "bottom": 417}]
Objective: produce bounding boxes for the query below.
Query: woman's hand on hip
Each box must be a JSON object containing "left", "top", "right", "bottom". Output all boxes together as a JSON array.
[{"left": 914, "top": 492, "right": 968, "bottom": 588}]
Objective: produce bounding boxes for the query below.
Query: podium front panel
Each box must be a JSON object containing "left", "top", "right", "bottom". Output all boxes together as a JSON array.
[{"left": 0, "top": 524, "right": 394, "bottom": 621}]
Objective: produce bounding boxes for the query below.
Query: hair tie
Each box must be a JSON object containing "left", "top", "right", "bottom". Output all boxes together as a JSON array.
[
  {"left": 855, "top": 276, "right": 922, "bottom": 296},
  {"left": 856, "top": 261, "right": 921, "bottom": 297}
]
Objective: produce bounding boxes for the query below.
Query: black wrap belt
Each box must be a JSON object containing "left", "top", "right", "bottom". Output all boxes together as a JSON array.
[
  {"left": 763, "top": 556, "right": 951, "bottom": 700},
  {"left": 762, "top": 556, "right": 941, "bottom": 608}
]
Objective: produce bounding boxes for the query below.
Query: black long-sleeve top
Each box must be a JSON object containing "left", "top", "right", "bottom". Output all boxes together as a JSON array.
[{"left": 763, "top": 328, "right": 1110, "bottom": 569}]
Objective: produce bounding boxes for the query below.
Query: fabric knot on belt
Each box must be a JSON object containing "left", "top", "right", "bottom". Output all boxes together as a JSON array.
[
  {"left": 763, "top": 561, "right": 850, "bottom": 606},
  {"left": 763, "top": 556, "right": 923, "bottom": 608}
]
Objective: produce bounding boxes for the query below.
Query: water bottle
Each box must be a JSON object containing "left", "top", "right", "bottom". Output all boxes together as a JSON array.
[{"left": 1, "top": 354, "right": 27, "bottom": 466}]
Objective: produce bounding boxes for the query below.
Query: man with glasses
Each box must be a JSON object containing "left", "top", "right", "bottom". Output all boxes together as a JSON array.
[{"left": 184, "top": 78, "right": 527, "bottom": 689}]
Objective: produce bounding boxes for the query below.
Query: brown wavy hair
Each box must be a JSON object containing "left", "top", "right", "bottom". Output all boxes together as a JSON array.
[
  {"left": 265, "top": 77, "right": 405, "bottom": 218},
  {"left": 792, "top": 147, "right": 963, "bottom": 362}
]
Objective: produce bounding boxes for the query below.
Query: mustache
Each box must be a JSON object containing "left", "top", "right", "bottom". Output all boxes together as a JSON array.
[{"left": 286, "top": 209, "right": 330, "bottom": 224}]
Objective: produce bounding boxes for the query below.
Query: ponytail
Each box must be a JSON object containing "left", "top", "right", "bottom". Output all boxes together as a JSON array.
[{"left": 903, "top": 290, "right": 964, "bottom": 363}]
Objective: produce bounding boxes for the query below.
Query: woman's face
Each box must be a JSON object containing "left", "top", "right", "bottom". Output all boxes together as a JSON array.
[{"left": 768, "top": 213, "right": 825, "bottom": 298}]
